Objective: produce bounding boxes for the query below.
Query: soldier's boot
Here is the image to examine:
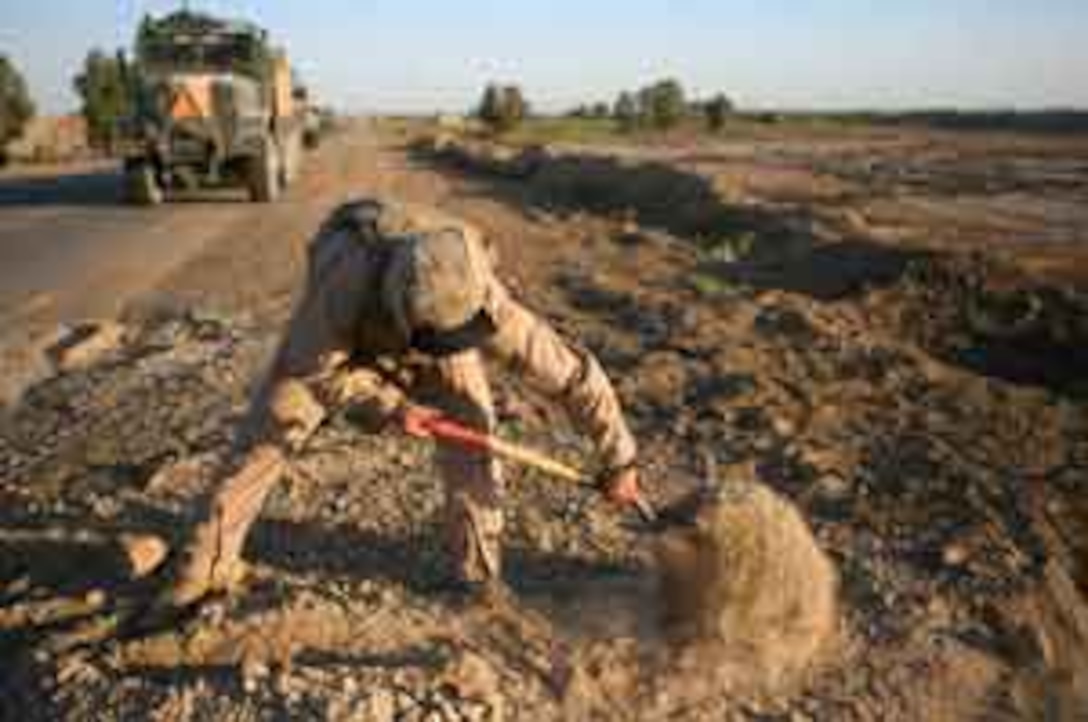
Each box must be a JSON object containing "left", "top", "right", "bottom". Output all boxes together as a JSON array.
[
  {"left": 445, "top": 497, "right": 507, "bottom": 608},
  {"left": 160, "top": 446, "right": 285, "bottom": 610},
  {"left": 163, "top": 513, "right": 251, "bottom": 610}
]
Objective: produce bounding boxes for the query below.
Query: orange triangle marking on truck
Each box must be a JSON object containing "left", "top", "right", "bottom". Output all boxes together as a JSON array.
[{"left": 171, "top": 80, "right": 210, "bottom": 120}]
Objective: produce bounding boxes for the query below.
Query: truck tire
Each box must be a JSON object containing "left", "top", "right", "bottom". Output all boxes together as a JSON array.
[
  {"left": 125, "top": 161, "right": 163, "bottom": 206},
  {"left": 247, "top": 140, "right": 281, "bottom": 203}
]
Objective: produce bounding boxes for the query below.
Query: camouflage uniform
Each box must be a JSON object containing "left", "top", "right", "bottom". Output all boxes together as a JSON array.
[{"left": 170, "top": 199, "right": 636, "bottom": 604}]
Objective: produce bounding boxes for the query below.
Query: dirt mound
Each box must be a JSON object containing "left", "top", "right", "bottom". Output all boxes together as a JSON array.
[
  {"left": 419, "top": 134, "right": 550, "bottom": 181},
  {"left": 417, "top": 135, "right": 803, "bottom": 242},
  {"left": 881, "top": 253, "right": 1088, "bottom": 398},
  {"left": 528, "top": 154, "right": 731, "bottom": 236},
  {"left": 656, "top": 476, "right": 838, "bottom": 694}
]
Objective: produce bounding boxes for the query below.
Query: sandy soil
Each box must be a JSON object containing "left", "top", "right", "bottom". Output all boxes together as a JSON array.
[{"left": 1, "top": 120, "right": 1087, "bottom": 720}]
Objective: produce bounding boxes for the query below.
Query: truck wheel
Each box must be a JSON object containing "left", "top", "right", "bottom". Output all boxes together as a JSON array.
[
  {"left": 125, "top": 162, "right": 163, "bottom": 206},
  {"left": 247, "top": 142, "right": 280, "bottom": 203}
]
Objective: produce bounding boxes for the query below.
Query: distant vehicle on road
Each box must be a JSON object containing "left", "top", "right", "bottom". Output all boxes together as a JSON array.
[{"left": 118, "top": 10, "right": 306, "bottom": 204}]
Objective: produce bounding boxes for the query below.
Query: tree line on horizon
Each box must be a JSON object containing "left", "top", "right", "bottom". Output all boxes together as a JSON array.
[
  {"left": 73, "top": 49, "right": 133, "bottom": 154},
  {"left": 0, "top": 54, "right": 36, "bottom": 163},
  {"left": 474, "top": 78, "right": 737, "bottom": 134},
  {"left": 473, "top": 78, "right": 1088, "bottom": 137},
  {"left": 0, "top": 48, "right": 135, "bottom": 164},
  {"left": 5, "top": 47, "right": 1088, "bottom": 167}
]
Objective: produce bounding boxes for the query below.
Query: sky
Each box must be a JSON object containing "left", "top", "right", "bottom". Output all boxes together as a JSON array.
[{"left": 2, "top": 0, "right": 1086, "bottom": 115}]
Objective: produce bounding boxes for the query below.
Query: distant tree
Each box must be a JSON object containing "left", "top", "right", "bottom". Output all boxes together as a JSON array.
[
  {"left": 613, "top": 91, "right": 639, "bottom": 132},
  {"left": 74, "top": 49, "right": 133, "bottom": 153},
  {"left": 477, "top": 83, "right": 528, "bottom": 133},
  {"left": 590, "top": 101, "right": 610, "bottom": 119},
  {"left": 642, "top": 78, "right": 686, "bottom": 129},
  {"left": 503, "top": 85, "right": 528, "bottom": 127},
  {"left": 636, "top": 86, "right": 655, "bottom": 123},
  {"left": 0, "top": 54, "right": 35, "bottom": 161},
  {"left": 705, "top": 92, "right": 735, "bottom": 131},
  {"left": 479, "top": 84, "right": 500, "bottom": 123},
  {"left": 135, "top": 13, "right": 155, "bottom": 58}
]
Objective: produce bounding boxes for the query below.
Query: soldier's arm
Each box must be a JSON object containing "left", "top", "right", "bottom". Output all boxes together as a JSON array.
[
  {"left": 240, "top": 235, "right": 404, "bottom": 452},
  {"left": 481, "top": 282, "right": 637, "bottom": 470}
]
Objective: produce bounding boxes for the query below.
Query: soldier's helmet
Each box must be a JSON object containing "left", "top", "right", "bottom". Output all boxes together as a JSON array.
[
  {"left": 336, "top": 200, "right": 495, "bottom": 356},
  {"left": 323, "top": 197, "right": 498, "bottom": 355},
  {"left": 398, "top": 227, "right": 498, "bottom": 355}
]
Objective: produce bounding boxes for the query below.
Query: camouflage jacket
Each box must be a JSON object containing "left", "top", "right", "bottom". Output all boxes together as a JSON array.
[{"left": 242, "top": 201, "right": 638, "bottom": 471}]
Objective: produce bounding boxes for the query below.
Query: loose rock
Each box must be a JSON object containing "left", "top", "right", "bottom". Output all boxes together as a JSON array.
[{"left": 46, "top": 321, "right": 126, "bottom": 372}]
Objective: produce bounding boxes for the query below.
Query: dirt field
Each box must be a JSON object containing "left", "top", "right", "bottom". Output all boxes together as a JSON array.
[{"left": 2, "top": 119, "right": 1087, "bottom": 720}]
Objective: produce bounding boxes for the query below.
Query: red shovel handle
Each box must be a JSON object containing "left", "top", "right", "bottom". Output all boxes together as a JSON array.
[
  {"left": 418, "top": 415, "right": 493, "bottom": 453},
  {"left": 416, "top": 414, "right": 587, "bottom": 484},
  {"left": 416, "top": 413, "right": 658, "bottom": 525}
]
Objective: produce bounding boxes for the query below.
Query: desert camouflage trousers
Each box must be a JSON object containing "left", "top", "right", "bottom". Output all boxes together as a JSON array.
[
  {"left": 414, "top": 350, "right": 504, "bottom": 584},
  {"left": 170, "top": 349, "right": 504, "bottom": 606}
]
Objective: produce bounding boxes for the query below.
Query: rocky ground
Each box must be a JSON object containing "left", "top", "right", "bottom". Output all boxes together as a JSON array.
[{"left": 1, "top": 121, "right": 1087, "bottom": 720}]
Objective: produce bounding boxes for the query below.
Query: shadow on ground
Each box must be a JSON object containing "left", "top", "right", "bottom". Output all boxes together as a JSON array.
[
  {"left": 0, "top": 498, "right": 638, "bottom": 638},
  {"left": 892, "top": 257, "right": 1088, "bottom": 399},
  {"left": 251, "top": 515, "right": 636, "bottom": 598},
  {"left": 0, "top": 170, "right": 123, "bottom": 208},
  {"left": 701, "top": 239, "right": 932, "bottom": 301},
  {"left": 0, "top": 167, "right": 257, "bottom": 208}
]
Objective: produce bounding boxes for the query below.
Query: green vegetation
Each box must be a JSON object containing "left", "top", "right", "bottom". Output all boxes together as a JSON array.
[
  {"left": 566, "top": 102, "right": 610, "bottom": 120},
  {"left": 691, "top": 271, "right": 738, "bottom": 298},
  {"left": 0, "top": 54, "right": 35, "bottom": 162},
  {"left": 458, "top": 77, "right": 747, "bottom": 144},
  {"left": 704, "top": 93, "right": 736, "bottom": 132},
  {"left": 610, "top": 78, "right": 690, "bottom": 131},
  {"left": 613, "top": 91, "right": 639, "bottom": 133},
  {"left": 502, "top": 116, "right": 621, "bottom": 145},
  {"left": 639, "top": 78, "right": 687, "bottom": 129},
  {"left": 73, "top": 49, "right": 133, "bottom": 153},
  {"left": 699, "top": 232, "right": 756, "bottom": 263},
  {"left": 477, "top": 83, "right": 529, "bottom": 134},
  {"left": 457, "top": 77, "right": 1070, "bottom": 147},
  {"left": 609, "top": 78, "right": 736, "bottom": 132}
]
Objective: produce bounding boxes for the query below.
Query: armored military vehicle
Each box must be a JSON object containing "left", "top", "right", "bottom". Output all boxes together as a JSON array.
[{"left": 120, "top": 11, "right": 304, "bottom": 204}]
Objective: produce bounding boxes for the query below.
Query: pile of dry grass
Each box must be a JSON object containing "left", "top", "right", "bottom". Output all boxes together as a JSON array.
[{"left": 655, "top": 478, "right": 838, "bottom": 693}]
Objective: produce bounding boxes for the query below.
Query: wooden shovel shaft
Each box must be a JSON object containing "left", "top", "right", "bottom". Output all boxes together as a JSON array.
[
  {"left": 419, "top": 415, "right": 658, "bottom": 524},
  {"left": 420, "top": 416, "right": 588, "bottom": 484}
]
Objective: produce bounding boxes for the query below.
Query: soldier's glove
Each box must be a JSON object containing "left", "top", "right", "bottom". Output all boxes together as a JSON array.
[
  {"left": 597, "top": 463, "right": 642, "bottom": 508},
  {"left": 267, "top": 381, "right": 326, "bottom": 450},
  {"left": 344, "top": 399, "right": 399, "bottom": 433},
  {"left": 341, "top": 379, "right": 408, "bottom": 433}
]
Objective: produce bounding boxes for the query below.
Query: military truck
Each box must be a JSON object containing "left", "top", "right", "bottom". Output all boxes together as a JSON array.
[{"left": 119, "top": 11, "right": 304, "bottom": 204}]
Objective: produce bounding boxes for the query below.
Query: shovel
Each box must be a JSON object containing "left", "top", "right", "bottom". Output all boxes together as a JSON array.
[{"left": 415, "top": 414, "right": 660, "bottom": 525}]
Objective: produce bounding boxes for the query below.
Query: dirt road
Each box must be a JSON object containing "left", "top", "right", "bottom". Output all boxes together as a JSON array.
[
  {"left": 0, "top": 165, "right": 249, "bottom": 319},
  {"left": 0, "top": 123, "right": 390, "bottom": 404},
  {"left": 2, "top": 121, "right": 1088, "bottom": 720}
]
